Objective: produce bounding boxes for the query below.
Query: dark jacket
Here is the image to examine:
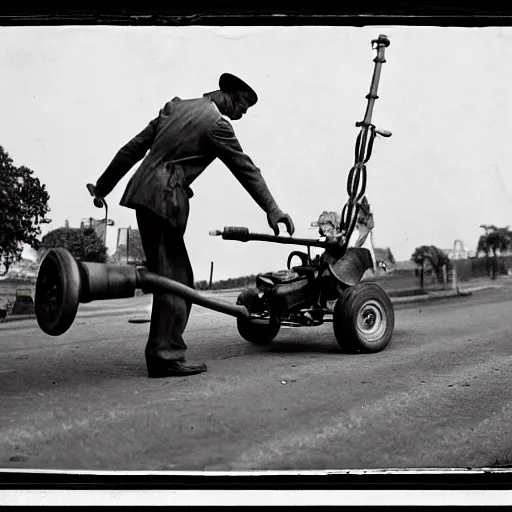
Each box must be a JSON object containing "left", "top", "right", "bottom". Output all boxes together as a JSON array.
[{"left": 95, "top": 96, "right": 280, "bottom": 233}]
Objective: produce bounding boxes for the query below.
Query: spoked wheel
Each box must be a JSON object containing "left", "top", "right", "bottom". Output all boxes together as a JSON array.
[
  {"left": 236, "top": 287, "right": 280, "bottom": 344},
  {"left": 333, "top": 282, "right": 394, "bottom": 353},
  {"left": 35, "top": 248, "right": 81, "bottom": 336}
]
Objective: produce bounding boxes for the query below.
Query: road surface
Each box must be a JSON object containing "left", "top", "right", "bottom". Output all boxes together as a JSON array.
[{"left": 1, "top": 283, "right": 512, "bottom": 471}]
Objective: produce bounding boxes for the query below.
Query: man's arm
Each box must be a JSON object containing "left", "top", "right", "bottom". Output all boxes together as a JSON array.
[
  {"left": 207, "top": 118, "right": 279, "bottom": 213},
  {"left": 94, "top": 116, "right": 159, "bottom": 198},
  {"left": 207, "top": 118, "right": 294, "bottom": 235}
]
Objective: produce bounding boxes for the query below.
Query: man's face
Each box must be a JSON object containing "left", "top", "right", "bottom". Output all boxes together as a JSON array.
[{"left": 225, "top": 92, "right": 251, "bottom": 120}]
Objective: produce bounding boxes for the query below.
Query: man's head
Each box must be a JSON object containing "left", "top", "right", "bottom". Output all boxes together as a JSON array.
[{"left": 204, "top": 73, "right": 258, "bottom": 120}]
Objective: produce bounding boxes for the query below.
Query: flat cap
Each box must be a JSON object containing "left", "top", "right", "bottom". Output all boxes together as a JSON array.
[{"left": 219, "top": 73, "right": 258, "bottom": 106}]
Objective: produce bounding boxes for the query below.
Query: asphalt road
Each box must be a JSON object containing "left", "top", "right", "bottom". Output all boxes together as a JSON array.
[{"left": 1, "top": 284, "right": 512, "bottom": 472}]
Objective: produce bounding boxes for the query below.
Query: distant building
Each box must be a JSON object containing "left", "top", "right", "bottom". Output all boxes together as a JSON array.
[
  {"left": 0, "top": 244, "right": 40, "bottom": 280},
  {"left": 395, "top": 259, "right": 418, "bottom": 271},
  {"left": 373, "top": 247, "right": 396, "bottom": 272},
  {"left": 80, "top": 217, "right": 113, "bottom": 243},
  {"left": 113, "top": 227, "right": 145, "bottom": 264},
  {"left": 444, "top": 240, "right": 475, "bottom": 260},
  {"left": 444, "top": 248, "right": 469, "bottom": 259}
]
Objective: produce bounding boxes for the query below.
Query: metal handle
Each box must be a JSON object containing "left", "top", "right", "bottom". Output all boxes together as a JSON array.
[
  {"left": 362, "top": 34, "right": 390, "bottom": 127},
  {"left": 371, "top": 34, "right": 390, "bottom": 50},
  {"left": 340, "top": 35, "right": 391, "bottom": 244},
  {"left": 210, "top": 226, "right": 250, "bottom": 242},
  {"left": 375, "top": 127, "right": 392, "bottom": 137},
  {"left": 86, "top": 183, "right": 109, "bottom": 239},
  {"left": 86, "top": 183, "right": 106, "bottom": 209}
]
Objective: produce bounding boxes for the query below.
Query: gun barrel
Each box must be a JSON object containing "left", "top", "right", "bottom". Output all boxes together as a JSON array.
[
  {"left": 245, "top": 233, "right": 337, "bottom": 250},
  {"left": 211, "top": 226, "right": 340, "bottom": 250}
]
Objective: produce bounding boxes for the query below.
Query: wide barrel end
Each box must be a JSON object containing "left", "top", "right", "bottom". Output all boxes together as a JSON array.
[{"left": 35, "top": 248, "right": 81, "bottom": 336}]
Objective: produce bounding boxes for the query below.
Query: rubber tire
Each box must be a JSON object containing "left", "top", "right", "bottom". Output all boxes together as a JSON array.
[
  {"left": 35, "top": 248, "right": 81, "bottom": 336},
  {"left": 333, "top": 282, "right": 394, "bottom": 353},
  {"left": 236, "top": 287, "right": 280, "bottom": 344}
]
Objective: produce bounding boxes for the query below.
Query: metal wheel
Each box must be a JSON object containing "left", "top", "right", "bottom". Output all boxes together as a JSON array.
[
  {"left": 333, "top": 282, "right": 394, "bottom": 353},
  {"left": 355, "top": 299, "right": 387, "bottom": 343},
  {"left": 35, "top": 248, "right": 81, "bottom": 336},
  {"left": 236, "top": 287, "right": 280, "bottom": 344}
]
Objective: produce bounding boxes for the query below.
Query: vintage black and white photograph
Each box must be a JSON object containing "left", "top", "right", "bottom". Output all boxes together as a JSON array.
[{"left": 1, "top": 18, "right": 512, "bottom": 496}]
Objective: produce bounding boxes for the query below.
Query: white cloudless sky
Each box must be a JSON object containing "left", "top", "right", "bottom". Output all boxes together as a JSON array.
[{"left": 1, "top": 24, "right": 512, "bottom": 281}]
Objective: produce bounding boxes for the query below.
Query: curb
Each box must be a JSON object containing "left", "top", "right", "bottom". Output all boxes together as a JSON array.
[
  {"left": 0, "top": 307, "right": 151, "bottom": 325},
  {"left": 391, "top": 284, "right": 499, "bottom": 304},
  {"left": 391, "top": 290, "right": 471, "bottom": 304},
  {"left": 0, "top": 313, "right": 36, "bottom": 324}
]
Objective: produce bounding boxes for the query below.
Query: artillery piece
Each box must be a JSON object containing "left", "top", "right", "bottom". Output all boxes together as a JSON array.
[
  {"left": 35, "top": 224, "right": 394, "bottom": 353},
  {"left": 34, "top": 34, "right": 395, "bottom": 354}
]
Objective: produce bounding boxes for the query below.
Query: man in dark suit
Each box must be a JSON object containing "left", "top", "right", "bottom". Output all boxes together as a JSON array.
[{"left": 91, "top": 73, "right": 295, "bottom": 378}]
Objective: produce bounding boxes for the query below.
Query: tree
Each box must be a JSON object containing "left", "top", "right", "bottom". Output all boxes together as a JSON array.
[
  {"left": 388, "top": 248, "right": 396, "bottom": 265},
  {"left": 41, "top": 227, "right": 108, "bottom": 263},
  {"left": 411, "top": 245, "right": 452, "bottom": 285},
  {"left": 0, "top": 146, "right": 51, "bottom": 275},
  {"left": 477, "top": 225, "right": 512, "bottom": 279}
]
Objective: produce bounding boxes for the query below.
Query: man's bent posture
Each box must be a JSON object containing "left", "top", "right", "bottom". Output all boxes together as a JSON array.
[{"left": 91, "top": 73, "right": 295, "bottom": 378}]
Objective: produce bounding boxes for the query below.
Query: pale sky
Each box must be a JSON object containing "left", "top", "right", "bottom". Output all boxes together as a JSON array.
[{"left": 1, "top": 25, "right": 512, "bottom": 281}]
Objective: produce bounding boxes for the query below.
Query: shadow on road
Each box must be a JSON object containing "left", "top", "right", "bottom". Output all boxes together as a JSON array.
[{"left": 267, "top": 339, "right": 344, "bottom": 354}]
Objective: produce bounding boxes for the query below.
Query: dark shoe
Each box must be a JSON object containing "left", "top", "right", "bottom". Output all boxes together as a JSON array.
[{"left": 146, "top": 355, "right": 207, "bottom": 378}]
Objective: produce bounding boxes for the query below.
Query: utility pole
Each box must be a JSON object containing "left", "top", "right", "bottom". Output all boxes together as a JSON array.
[
  {"left": 116, "top": 228, "right": 121, "bottom": 263},
  {"left": 209, "top": 261, "right": 214, "bottom": 289},
  {"left": 126, "top": 226, "right": 131, "bottom": 264},
  {"left": 452, "top": 239, "right": 460, "bottom": 292}
]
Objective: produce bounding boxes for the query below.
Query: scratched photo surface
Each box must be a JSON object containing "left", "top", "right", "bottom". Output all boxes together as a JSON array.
[{"left": 1, "top": 25, "right": 512, "bottom": 476}]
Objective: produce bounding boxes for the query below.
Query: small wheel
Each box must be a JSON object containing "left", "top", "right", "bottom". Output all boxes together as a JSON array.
[
  {"left": 35, "top": 248, "right": 81, "bottom": 336},
  {"left": 333, "top": 282, "right": 394, "bottom": 353},
  {"left": 236, "top": 287, "right": 280, "bottom": 344}
]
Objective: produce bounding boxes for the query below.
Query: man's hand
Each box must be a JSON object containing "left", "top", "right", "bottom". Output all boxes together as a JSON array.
[
  {"left": 267, "top": 209, "right": 295, "bottom": 236},
  {"left": 86, "top": 183, "right": 105, "bottom": 208}
]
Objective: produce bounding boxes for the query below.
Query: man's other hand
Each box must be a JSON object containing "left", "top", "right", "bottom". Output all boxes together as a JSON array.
[{"left": 267, "top": 209, "right": 295, "bottom": 236}]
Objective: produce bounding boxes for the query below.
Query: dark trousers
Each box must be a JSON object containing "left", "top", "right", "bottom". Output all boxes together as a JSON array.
[{"left": 136, "top": 207, "right": 194, "bottom": 361}]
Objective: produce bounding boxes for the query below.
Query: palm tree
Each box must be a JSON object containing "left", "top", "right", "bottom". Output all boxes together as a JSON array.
[
  {"left": 411, "top": 245, "right": 452, "bottom": 288},
  {"left": 477, "top": 225, "right": 512, "bottom": 279}
]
